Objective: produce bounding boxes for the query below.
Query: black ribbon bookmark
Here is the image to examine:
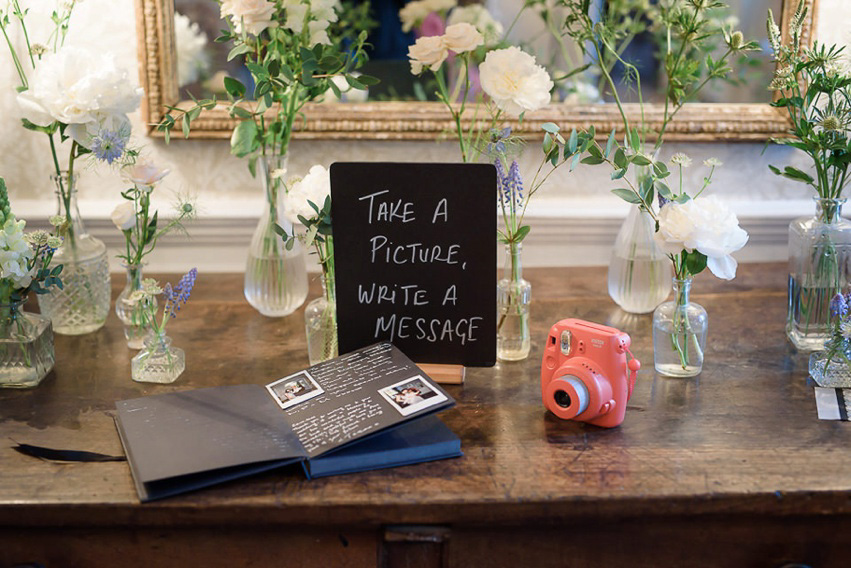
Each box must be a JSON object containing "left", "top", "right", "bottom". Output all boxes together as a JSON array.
[
  {"left": 835, "top": 389, "right": 849, "bottom": 421},
  {"left": 11, "top": 440, "right": 126, "bottom": 463}
]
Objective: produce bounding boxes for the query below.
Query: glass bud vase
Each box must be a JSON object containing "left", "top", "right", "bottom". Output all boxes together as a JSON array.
[
  {"left": 244, "top": 155, "right": 309, "bottom": 316},
  {"left": 787, "top": 198, "right": 851, "bottom": 351},
  {"left": 37, "top": 173, "right": 110, "bottom": 335},
  {"left": 115, "top": 263, "right": 154, "bottom": 349},
  {"left": 608, "top": 205, "right": 672, "bottom": 314},
  {"left": 305, "top": 270, "right": 338, "bottom": 365},
  {"left": 0, "top": 298, "right": 55, "bottom": 388},
  {"left": 652, "top": 277, "right": 707, "bottom": 377},
  {"left": 497, "top": 243, "right": 531, "bottom": 361},
  {"left": 131, "top": 332, "right": 185, "bottom": 384},
  {"left": 809, "top": 349, "right": 851, "bottom": 388}
]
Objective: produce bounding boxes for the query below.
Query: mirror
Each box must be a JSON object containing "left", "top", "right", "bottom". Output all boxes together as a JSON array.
[{"left": 136, "top": 0, "right": 818, "bottom": 141}]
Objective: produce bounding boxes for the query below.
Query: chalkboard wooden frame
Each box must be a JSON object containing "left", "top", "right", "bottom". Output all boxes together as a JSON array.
[{"left": 331, "top": 162, "right": 497, "bottom": 367}]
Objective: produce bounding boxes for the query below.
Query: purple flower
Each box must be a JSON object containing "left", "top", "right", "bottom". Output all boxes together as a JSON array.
[
  {"left": 487, "top": 127, "right": 512, "bottom": 156},
  {"left": 830, "top": 293, "right": 848, "bottom": 317},
  {"left": 496, "top": 159, "right": 524, "bottom": 208},
  {"left": 658, "top": 193, "right": 670, "bottom": 208},
  {"left": 163, "top": 268, "right": 197, "bottom": 319},
  {"left": 91, "top": 129, "right": 126, "bottom": 164}
]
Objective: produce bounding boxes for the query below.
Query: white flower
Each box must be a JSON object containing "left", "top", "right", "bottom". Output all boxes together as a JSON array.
[
  {"left": 447, "top": 4, "right": 503, "bottom": 44},
  {"left": 0, "top": 217, "right": 35, "bottom": 290},
  {"left": 408, "top": 35, "right": 448, "bottom": 75},
  {"left": 220, "top": 0, "right": 277, "bottom": 35},
  {"left": 671, "top": 153, "right": 692, "bottom": 167},
  {"left": 425, "top": 0, "right": 456, "bottom": 11},
  {"left": 479, "top": 46, "right": 553, "bottom": 117},
  {"left": 284, "top": 0, "right": 309, "bottom": 33},
  {"left": 703, "top": 158, "right": 723, "bottom": 168},
  {"left": 399, "top": 1, "right": 430, "bottom": 33},
  {"left": 654, "top": 195, "right": 749, "bottom": 280},
  {"left": 126, "top": 161, "right": 169, "bottom": 189},
  {"left": 16, "top": 46, "right": 142, "bottom": 148},
  {"left": 284, "top": 165, "right": 331, "bottom": 225},
  {"left": 111, "top": 202, "right": 137, "bottom": 232},
  {"left": 443, "top": 23, "right": 483, "bottom": 54},
  {"left": 308, "top": 19, "right": 331, "bottom": 46},
  {"left": 174, "top": 12, "right": 210, "bottom": 88},
  {"left": 309, "top": 0, "right": 340, "bottom": 23}
]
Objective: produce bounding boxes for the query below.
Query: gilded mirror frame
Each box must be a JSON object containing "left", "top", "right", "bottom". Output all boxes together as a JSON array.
[{"left": 135, "top": 0, "right": 818, "bottom": 141}]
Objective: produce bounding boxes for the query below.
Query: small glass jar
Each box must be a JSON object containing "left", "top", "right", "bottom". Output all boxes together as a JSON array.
[
  {"left": 305, "top": 268, "right": 338, "bottom": 365},
  {"left": 115, "top": 263, "right": 155, "bottom": 349},
  {"left": 131, "top": 332, "right": 185, "bottom": 384},
  {"left": 652, "top": 277, "right": 707, "bottom": 377},
  {"left": 0, "top": 298, "right": 55, "bottom": 388},
  {"left": 809, "top": 349, "right": 851, "bottom": 388},
  {"left": 497, "top": 242, "right": 531, "bottom": 361}
]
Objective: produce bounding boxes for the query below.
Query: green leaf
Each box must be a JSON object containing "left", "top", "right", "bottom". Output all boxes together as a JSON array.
[
  {"left": 357, "top": 74, "right": 380, "bottom": 86},
  {"left": 223, "top": 76, "right": 246, "bottom": 98},
  {"left": 685, "top": 252, "right": 708, "bottom": 276},
  {"left": 514, "top": 224, "right": 531, "bottom": 243},
  {"left": 541, "top": 122, "right": 560, "bottom": 134},
  {"left": 604, "top": 128, "right": 616, "bottom": 158},
  {"left": 580, "top": 155, "right": 604, "bottom": 165},
  {"left": 230, "top": 119, "right": 258, "bottom": 158},
  {"left": 227, "top": 43, "right": 251, "bottom": 62},
  {"left": 611, "top": 188, "right": 642, "bottom": 204},
  {"left": 613, "top": 148, "right": 627, "bottom": 169},
  {"left": 611, "top": 169, "right": 626, "bottom": 180},
  {"left": 781, "top": 166, "right": 814, "bottom": 184},
  {"left": 631, "top": 154, "right": 652, "bottom": 166},
  {"left": 568, "top": 129, "right": 578, "bottom": 155},
  {"left": 181, "top": 115, "right": 191, "bottom": 139},
  {"left": 629, "top": 128, "right": 641, "bottom": 153}
]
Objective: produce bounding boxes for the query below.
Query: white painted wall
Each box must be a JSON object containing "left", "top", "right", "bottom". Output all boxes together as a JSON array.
[{"left": 0, "top": 0, "right": 846, "bottom": 271}]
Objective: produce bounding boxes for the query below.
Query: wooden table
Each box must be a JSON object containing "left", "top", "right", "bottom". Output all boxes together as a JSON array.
[{"left": 1, "top": 264, "right": 849, "bottom": 568}]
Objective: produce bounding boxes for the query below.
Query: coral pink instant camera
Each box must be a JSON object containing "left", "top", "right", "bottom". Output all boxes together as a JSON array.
[{"left": 541, "top": 318, "right": 640, "bottom": 428}]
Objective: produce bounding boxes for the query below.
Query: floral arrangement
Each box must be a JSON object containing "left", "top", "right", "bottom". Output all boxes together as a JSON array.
[
  {"left": 131, "top": 269, "right": 198, "bottom": 341},
  {"left": 0, "top": 179, "right": 64, "bottom": 304},
  {"left": 279, "top": 164, "right": 333, "bottom": 280},
  {"left": 111, "top": 162, "right": 196, "bottom": 268},
  {"left": 766, "top": 3, "right": 851, "bottom": 199},
  {"left": 0, "top": 1, "right": 141, "bottom": 240}
]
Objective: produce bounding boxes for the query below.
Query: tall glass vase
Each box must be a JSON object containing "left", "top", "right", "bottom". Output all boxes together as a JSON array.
[
  {"left": 305, "top": 259, "right": 338, "bottom": 365},
  {"left": 608, "top": 205, "right": 672, "bottom": 314},
  {"left": 497, "top": 242, "right": 531, "bottom": 361},
  {"left": 0, "top": 298, "right": 54, "bottom": 388},
  {"left": 787, "top": 198, "right": 851, "bottom": 351},
  {"left": 652, "top": 277, "right": 707, "bottom": 378},
  {"left": 37, "top": 173, "right": 110, "bottom": 335},
  {"left": 245, "top": 155, "right": 309, "bottom": 316},
  {"left": 115, "top": 263, "right": 153, "bottom": 349}
]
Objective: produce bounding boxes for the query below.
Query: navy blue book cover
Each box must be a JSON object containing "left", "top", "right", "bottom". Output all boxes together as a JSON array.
[{"left": 115, "top": 343, "right": 460, "bottom": 502}]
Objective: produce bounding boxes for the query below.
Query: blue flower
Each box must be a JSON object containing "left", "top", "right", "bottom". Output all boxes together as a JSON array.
[
  {"left": 830, "top": 293, "right": 848, "bottom": 317},
  {"left": 487, "top": 127, "right": 512, "bottom": 156},
  {"left": 90, "top": 129, "right": 126, "bottom": 164},
  {"left": 495, "top": 159, "right": 524, "bottom": 209},
  {"left": 163, "top": 268, "right": 197, "bottom": 319}
]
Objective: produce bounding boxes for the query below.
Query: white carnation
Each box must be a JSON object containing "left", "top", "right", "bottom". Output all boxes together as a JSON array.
[
  {"left": 174, "top": 12, "right": 210, "bottom": 88},
  {"left": 479, "top": 46, "right": 553, "bottom": 116},
  {"left": 447, "top": 4, "right": 503, "bottom": 44},
  {"left": 443, "top": 23, "right": 483, "bottom": 54},
  {"left": 408, "top": 35, "right": 448, "bottom": 75},
  {"left": 284, "top": 165, "right": 331, "bottom": 225},
  {"left": 111, "top": 202, "right": 137, "bottom": 232},
  {"left": 221, "top": 0, "right": 278, "bottom": 35},
  {"left": 16, "top": 46, "right": 142, "bottom": 148},
  {"left": 654, "top": 195, "right": 749, "bottom": 280}
]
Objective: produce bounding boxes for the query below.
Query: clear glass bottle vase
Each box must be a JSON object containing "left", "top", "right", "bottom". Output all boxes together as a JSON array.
[
  {"left": 305, "top": 267, "right": 338, "bottom": 365},
  {"left": 809, "top": 347, "right": 851, "bottom": 388},
  {"left": 37, "top": 172, "right": 110, "bottom": 335},
  {"left": 131, "top": 331, "right": 185, "bottom": 384},
  {"left": 652, "top": 277, "right": 707, "bottom": 377},
  {"left": 115, "top": 263, "right": 155, "bottom": 349},
  {"left": 497, "top": 243, "right": 531, "bottom": 361},
  {"left": 787, "top": 197, "right": 851, "bottom": 351},
  {"left": 608, "top": 205, "right": 672, "bottom": 314},
  {"left": 0, "top": 298, "right": 55, "bottom": 388},
  {"left": 244, "top": 155, "right": 309, "bottom": 317}
]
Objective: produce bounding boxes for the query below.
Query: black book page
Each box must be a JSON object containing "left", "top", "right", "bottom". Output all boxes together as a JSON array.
[{"left": 266, "top": 343, "right": 453, "bottom": 459}]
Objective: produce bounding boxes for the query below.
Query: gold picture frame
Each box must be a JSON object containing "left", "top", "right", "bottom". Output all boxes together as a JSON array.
[{"left": 135, "top": 0, "right": 819, "bottom": 142}]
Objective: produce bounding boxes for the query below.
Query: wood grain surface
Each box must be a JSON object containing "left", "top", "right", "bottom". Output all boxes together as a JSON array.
[{"left": 0, "top": 264, "right": 849, "bottom": 567}]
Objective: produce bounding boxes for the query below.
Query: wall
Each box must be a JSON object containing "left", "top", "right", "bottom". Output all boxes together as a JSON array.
[{"left": 0, "top": 0, "right": 845, "bottom": 272}]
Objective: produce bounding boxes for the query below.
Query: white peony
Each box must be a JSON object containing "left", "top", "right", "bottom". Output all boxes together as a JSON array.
[
  {"left": 479, "top": 46, "right": 553, "bottom": 116},
  {"left": 174, "top": 12, "right": 210, "bottom": 88},
  {"left": 16, "top": 46, "right": 142, "bottom": 148},
  {"left": 654, "top": 195, "right": 749, "bottom": 280},
  {"left": 111, "top": 202, "right": 137, "bottom": 232},
  {"left": 284, "top": 165, "right": 331, "bottom": 225},
  {"left": 220, "top": 0, "right": 278, "bottom": 35},
  {"left": 443, "top": 23, "right": 483, "bottom": 54},
  {"left": 408, "top": 35, "right": 448, "bottom": 75},
  {"left": 447, "top": 4, "right": 503, "bottom": 44},
  {"left": 0, "top": 217, "right": 35, "bottom": 290}
]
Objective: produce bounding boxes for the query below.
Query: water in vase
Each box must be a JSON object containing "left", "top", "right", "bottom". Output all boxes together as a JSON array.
[
  {"left": 608, "top": 253, "right": 671, "bottom": 314},
  {"left": 38, "top": 247, "right": 110, "bottom": 335},
  {"left": 244, "top": 251, "right": 309, "bottom": 317},
  {"left": 787, "top": 275, "right": 838, "bottom": 351}
]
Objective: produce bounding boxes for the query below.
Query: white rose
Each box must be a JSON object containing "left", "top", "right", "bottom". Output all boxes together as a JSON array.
[
  {"left": 399, "top": 1, "right": 430, "bottom": 33},
  {"left": 111, "top": 202, "right": 137, "bottom": 232},
  {"left": 654, "top": 195, "right": 749, "bottom": 280},
  {"left": 284, "top": 165, "right": 331, "bottom": 225},
  {"left": 221, "top": 0, "right": 278, "bottom": 35},
  {"left": 479, "top": 46, "right": 553, "bottom": 116},
  {"left": 16, "top": 46, "right": 142, "bottom": 147},
  {"left": 408, "top": 35, "right": 448, "bottom": 75},
  {"left": 443, "top": 23, "right": 483, "bottom": 54},
  {"left": 447, "top": 5, "right": 503, "bottom": 44}
]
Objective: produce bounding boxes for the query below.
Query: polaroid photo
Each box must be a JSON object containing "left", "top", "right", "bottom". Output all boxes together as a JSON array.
[
  {"left": 378, "top": 374, "right": 448, "bottom": 416},
  {"left": 266, "top": 370, "right": 325, "bottom": 410}
]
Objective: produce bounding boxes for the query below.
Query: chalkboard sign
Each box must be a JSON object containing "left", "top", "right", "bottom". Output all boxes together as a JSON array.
[{"left": 330, "top": 162, "right": 496, "bottom": 367}]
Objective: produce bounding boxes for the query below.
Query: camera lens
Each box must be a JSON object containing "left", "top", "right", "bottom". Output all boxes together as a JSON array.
[{"left": 554, "top": 390, "right": 572, "bottom": 408}]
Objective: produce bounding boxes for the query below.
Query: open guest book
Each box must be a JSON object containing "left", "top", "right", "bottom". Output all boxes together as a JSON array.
[{"left": 115, "top": 343, "right": 461, "bottom": 502}]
